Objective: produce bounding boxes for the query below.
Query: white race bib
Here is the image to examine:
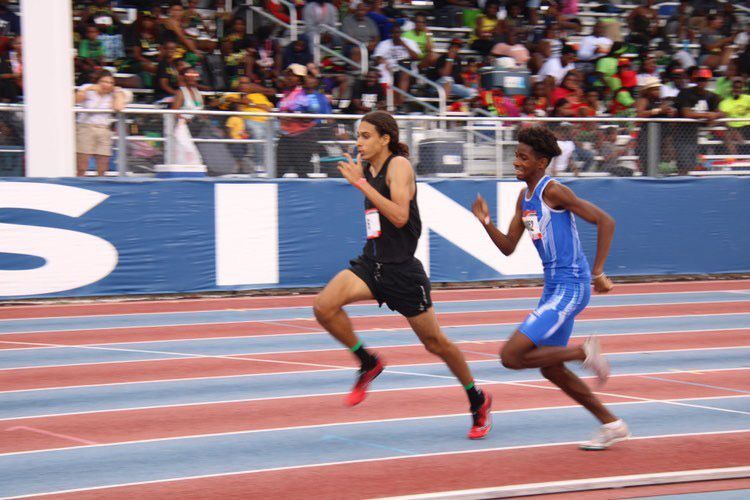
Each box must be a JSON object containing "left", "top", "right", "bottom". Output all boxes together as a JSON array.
[
  {"left": 365, "top": 208, "right": 382, "bottom": 239},
  {"left": 522, "top": 209, "right": 542, "bottom": 240}
]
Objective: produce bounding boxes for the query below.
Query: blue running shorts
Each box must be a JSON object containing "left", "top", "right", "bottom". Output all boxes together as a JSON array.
[{"left": 518, "top": 282, "right": 591, "bottom": 347}]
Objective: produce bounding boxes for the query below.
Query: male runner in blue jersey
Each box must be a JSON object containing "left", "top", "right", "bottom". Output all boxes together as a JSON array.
[{"left": 471, "top": 124, "right": 630, "bottom": 450}]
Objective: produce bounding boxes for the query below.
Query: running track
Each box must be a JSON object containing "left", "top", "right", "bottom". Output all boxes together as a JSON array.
[{"left": 0, "top": 280, "right": 748, "bottom": 499}]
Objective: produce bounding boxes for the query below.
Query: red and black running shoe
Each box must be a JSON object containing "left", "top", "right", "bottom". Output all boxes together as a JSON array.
[
  {"left": 346, "top": 358, "right": 385, "bottom": 406},
  {"left": 468, "top": 391, "right": 493, "bottom": 439}
]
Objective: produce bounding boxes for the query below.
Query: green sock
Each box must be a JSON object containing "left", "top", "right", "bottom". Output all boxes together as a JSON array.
[{"left": 350, "top": 341, "right": 376, "bottom": 370}]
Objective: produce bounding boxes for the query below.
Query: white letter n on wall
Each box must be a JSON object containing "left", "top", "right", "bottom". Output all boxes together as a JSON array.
[{"left": 215, "top": 183, "right": 279, "bottom": 286}]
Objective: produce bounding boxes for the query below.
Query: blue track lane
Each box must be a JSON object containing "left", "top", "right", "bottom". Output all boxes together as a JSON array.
[
  {"left": 0, "top": 397, "right": 748, "bottom": 498},
  {"left": 1, "top": 313, "right": 749, "bottom": 369},
  {"left": 1, "top": 348, "right": 749, "bottom": 420},
  {"left": 0, "top": 291, "right": 747, "bottom": 334}
]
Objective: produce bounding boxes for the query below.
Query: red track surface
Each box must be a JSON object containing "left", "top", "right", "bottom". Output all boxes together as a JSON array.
[
  {"left": 2, "top": 369, "right": 747, "bottom": 455},
  {"left": 36, "top": 432, "right": 750, "bottom": 499},
  {"left": 4, "top": 281, "right": 748, "bottom": 498},
  {"left": 1, "top": 300, "right": 747, "bottom": 349},
  {"left": 1, "top": 280, "right": 747, "bottom": 320},
  {"left": 3, "top": 328, "right": 748, "bottom": 391}
]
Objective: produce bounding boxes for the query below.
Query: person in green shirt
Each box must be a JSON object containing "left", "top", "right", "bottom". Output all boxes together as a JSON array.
[
  {"left": 719, "top": 78, "right": 750, "bottom": 158},
  {"left": 76, "top": 24, "right": 105, "bottom": 85},
  {"left": 402, "top": 12, "right": 436, "bottom": 69},
  {"left": 596, "top": 42, "right": 627, "bottom": 92},
  {"left": 714, "top": 61, "right": 738, "bottom": 100},
  {"left": 78, "top": 25, "right": 105, "bottom": 60}
]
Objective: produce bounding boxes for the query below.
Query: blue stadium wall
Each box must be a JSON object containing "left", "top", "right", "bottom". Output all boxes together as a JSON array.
[{"left": 0, "top": 177, "right": 748, "bottom": 299}]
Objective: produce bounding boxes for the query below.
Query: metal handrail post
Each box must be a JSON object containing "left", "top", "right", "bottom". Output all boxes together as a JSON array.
[
  {"left": 164, "top": 113, "right": 175, "bottom": 165},
  {"left": 278, "top": 0, "right": 298, "bottom": 41},
  {"left": 116, "top": 113, "right": 128, "bottom": 175},
  {"left": 647, "top": 122, "right": 660, "bottom": 177},
  {"left": 265, "top": 117, "right": 275, "bottom": 177},
  {"left": 397, "top": 65, "right": 447, "bottom": 117},
  {"left": 312, "top": 31, "right": 321, "bottom": 67},
  {"left": 495, "top": 121, "right": 502, "bottom": 178},
  {"left": 320, "top": 24, "right": 368, "bottom": 75}
]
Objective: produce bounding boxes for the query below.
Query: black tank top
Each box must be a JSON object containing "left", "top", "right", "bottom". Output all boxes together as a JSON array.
[{"left": 362, "top": 155, "right": 421, "bottom": 264}]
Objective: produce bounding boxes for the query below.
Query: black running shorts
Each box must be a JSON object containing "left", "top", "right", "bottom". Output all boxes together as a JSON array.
[{"left": 348, "top": 255, "right": 433, "bottom": 318}]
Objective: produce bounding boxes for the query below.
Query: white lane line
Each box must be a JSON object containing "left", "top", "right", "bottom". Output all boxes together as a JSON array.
[
  {"left": 1, "top": 366, "right": 747, "bottom": 422},
  {"left": 1, "top": 394, "right": 747, "bottom": 458},
  {"left": 638, "top": 375, "right": 750, "bottom": 395},
  {"left": 380, "top": 466, "right": 750, "bottom": 500},
  {"left": 1, "top": 340, "right": 748, "bottom": 393},
  {"left": 2, "top": 325, "right": 746, "bottom": 351},
  {"left": 2, "top": 282, "right": 747, "bottom": 320},
  {"left": 1, "top": 300, "right": 749, "bottom": 335},
  {"left": 4, "top": 426, "right": 97, "bottom": 446},
  {"left": 2, "top": 429, "right": 748, "bottom": 500},
  {"left": 1, "top": 340, "right": 748, "bottom": 373},
  {"left": 520, "top": 380, "right": 750, "bottom": 417}
]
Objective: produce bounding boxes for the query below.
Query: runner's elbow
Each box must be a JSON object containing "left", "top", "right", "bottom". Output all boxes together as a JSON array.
[
  {"left": 600, "top": 214, "right": 615, "bottom": 230},
  {"left": 392, "top": 212, "right": 409, "bottom": 228},
  {"left": 500, "top": 244, "right": 517, "bottom": 256}
]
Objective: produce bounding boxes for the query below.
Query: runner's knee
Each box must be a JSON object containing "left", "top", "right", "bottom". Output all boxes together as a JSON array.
[
  {"left": 500, "top": 345, "right": 524, "bottom": 370},
  {"left": 422, "top": 336, "right": 448, "bottom": 357},
  {"left": 501, "top": 354, "right": 524, "bottom": 370},
  {"left": 313, "top": 295, "right": 339, "bottom": 323}
]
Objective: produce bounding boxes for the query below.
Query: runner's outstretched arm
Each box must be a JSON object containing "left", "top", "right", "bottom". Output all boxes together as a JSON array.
[{"left": 472, "top": 192, "right": 525, "bottom": 256}]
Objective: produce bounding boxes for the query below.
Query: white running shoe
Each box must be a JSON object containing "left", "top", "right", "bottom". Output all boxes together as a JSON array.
[
  {"left": 579, "top": 420, "right": 631, "bottom": 450},
  {"left": 582, "top": 335, "right": 610, "bottom": 385}
]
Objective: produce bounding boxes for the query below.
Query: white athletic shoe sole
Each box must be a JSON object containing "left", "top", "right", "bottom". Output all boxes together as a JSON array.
[
  {"left": 583, "top": 335, "right": 611, "bottom": 385},
  {"left": 579, "top": 422, "right": 631, "bottom": 451}
]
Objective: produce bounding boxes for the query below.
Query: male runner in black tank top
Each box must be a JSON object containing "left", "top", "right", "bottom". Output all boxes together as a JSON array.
[{"left": 313, "top": 111, "right": 492, "bottom": 439}]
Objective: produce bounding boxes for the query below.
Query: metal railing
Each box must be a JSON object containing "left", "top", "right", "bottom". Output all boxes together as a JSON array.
[
  {"left": 5, "top": 105, "right": 750, "bottom": 178},
  {"left": 247, "top": 0, "right": 297, "bottom": 41},
  {"left": 390, "top": 64, "right": 447, "bottom": 116},
  {"left": 277, "top": 0, "right": 298, "bottom": 41},
  {"left": 312, "top": 24, "right": 368, "bottom": 76}
]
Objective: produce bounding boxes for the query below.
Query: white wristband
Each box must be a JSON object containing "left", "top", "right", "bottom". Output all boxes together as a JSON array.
[
  {"left": 592, "top": 272, "right": 605, "bottom": 280},
  {"left": 483, "top": 215, "right": 490, "bottom": 226}
]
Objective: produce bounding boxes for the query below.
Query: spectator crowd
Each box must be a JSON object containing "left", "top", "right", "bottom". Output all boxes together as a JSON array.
[{"left": 2, "top": 0, "right": 750, "bottom": 176}]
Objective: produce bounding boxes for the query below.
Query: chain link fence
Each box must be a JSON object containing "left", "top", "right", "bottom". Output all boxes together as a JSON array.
[
  {"left": 0, "top": 106, "right": 25, "bottom": 176},
  {"left": 4, "top": 107, "right": 750, "bottom": 178}
]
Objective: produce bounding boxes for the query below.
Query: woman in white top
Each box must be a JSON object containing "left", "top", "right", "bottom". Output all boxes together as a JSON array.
[
  {"left": 75, "top": 69, "right": 127, "bottom": 176},
  {"left": 169, "top": 66, "right": 205, "bottom": 165}
]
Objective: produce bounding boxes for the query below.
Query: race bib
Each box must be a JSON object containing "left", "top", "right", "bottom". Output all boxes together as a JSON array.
[
  {"left": 365, "top": 208, "right": 382, "bottom": 239},
  {"left": 522, "top": 210, "right": 543, "bottom": 240}
]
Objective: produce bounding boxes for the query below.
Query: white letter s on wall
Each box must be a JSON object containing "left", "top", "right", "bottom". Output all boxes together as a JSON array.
[{"left": 0, "top": 183, "right": 118, "bottom": 297}]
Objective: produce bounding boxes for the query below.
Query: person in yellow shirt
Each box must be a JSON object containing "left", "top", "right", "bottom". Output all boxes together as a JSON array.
[
  {"left": 718, "top": 78, "right": 750, "bottom": 158},
  {"left": 471, "top": 3, "right": 499, "bottom": 43},
  {"left": 225, "top": 97, "right": 250, "bottom": 173},
  {"left": 220, "top": 75, "right": 274, "bottom": 170}
]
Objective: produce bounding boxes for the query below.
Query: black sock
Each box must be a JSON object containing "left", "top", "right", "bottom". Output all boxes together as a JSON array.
[
  {"left": 466, "top": 384, "right": 485, "bottom": 412},
  {"left": 351, "top": 342, "right": 377, "bottom": 371}
]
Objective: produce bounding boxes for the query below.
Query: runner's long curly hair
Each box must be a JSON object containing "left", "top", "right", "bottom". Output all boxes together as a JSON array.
[{"left": 361, "top": 111, "right": 409, "bottom": 158}]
